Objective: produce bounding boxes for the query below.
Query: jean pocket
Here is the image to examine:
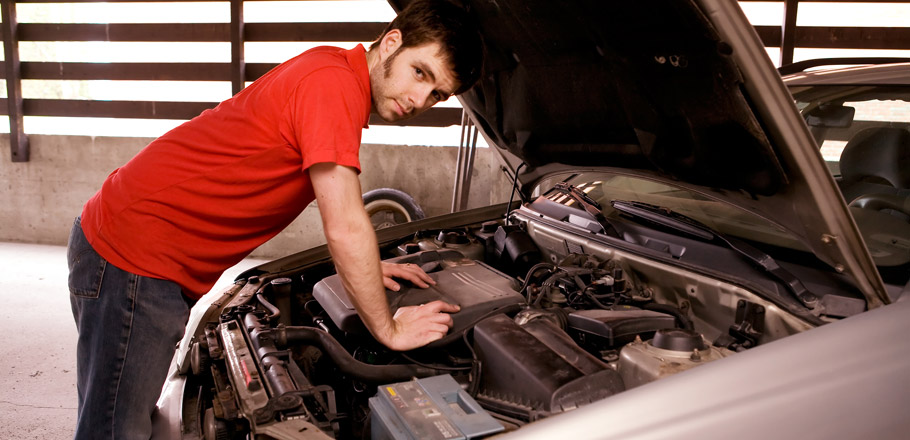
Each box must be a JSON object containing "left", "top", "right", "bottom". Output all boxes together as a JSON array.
[{"left": 67, "top": 219, "right": 107, "bottom": 299}]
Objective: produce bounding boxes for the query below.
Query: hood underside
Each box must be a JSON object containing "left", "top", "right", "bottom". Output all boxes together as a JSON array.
[
  {"left": 387, "top": 0, "right": 889, "bottom": 306},
  {"left": 455, "top": 0, "right": 787, "bottom": 197}
]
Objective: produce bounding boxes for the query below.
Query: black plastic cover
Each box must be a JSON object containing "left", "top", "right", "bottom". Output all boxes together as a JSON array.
[
  {"left": 473, "top": 314, "right": 624, "bottom": 419},
  {"left": 652, "top": 328, "right": 708, "bottom": 352},
  {"left": 567, "top": 308, "right": 677, "bottom": 348},
  {"left": 313, "top": 250, "right": 524, "bottom": 348}
]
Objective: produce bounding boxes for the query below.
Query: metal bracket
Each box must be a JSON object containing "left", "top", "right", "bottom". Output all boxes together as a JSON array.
[
  {"left": 451, "top": 109, "right": 479, "bottom": 212},
  {"left": 716, "top": 299, "right": 765, "bottom": 351}
]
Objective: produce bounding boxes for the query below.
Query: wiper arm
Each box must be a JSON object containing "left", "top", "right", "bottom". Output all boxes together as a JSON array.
[
  {"left": 611, "top": 200, "right": 820, "bottom": 310},
  {"left": 551, "top": 182, "right": 619, "bottom": 237}
]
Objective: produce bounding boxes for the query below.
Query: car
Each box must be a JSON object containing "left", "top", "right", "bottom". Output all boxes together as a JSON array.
[{"left": 152, "top": 1, "right": 910, "bottom": 439}]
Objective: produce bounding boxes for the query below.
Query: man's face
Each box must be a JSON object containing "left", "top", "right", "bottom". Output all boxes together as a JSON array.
[{"left": 371, "top": 39, "right": 459, "bottom": 122}]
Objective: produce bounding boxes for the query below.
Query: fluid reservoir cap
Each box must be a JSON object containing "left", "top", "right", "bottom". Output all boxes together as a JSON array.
[
  {"left": 481, "top": 221, "right": 499, "bottom": 233},
  {"left": 437, "top": 230, "right": 470, "bottom": 245},
  {"left": 652, "top": 328, "right": 707, "bottom": 352},
  {"left": 270, "top": 277, "right": 292, "bottom": 286}
]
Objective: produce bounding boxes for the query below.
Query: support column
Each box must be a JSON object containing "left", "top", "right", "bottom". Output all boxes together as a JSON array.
[
  {"left": 451, "top": 110, "right": 478, "bottom": 212},
  {"left": 780, "top": 0, "right": 798, "bottom": 67},
  {"left": 2, "top": 0, "right": 29, "bottom": 162},
  {"left": 230, "top": 0, "right": 245, "bottom": 95}
]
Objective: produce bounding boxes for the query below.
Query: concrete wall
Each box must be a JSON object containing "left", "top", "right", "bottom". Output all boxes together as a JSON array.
[{"left": 0, "top": 134, "right": 511, "bottom": 259}]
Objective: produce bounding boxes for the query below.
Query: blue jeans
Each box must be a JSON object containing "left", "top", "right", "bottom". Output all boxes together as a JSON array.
[{"left": 67, "top": 217, "right": 190, "bottom": 440}]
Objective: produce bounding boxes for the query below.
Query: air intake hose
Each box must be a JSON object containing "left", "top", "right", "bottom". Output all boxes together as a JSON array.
[{"left": 275, "top": 326, "right": 442, "bottom": 383}]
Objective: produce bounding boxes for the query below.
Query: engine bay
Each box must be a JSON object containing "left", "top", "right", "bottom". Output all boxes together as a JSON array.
[{"left": 177, "top": 211, "right": 817, "bottom": 439}]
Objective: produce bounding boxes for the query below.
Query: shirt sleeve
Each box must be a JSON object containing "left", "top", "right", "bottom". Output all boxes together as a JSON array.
[{"left": 285, "top": 66, "right": 368, "bottom": 173}]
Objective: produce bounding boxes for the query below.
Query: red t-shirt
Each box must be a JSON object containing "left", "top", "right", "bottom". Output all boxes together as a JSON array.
[{"left": 81, "top": 45, "right": 371, "bottom": 298}]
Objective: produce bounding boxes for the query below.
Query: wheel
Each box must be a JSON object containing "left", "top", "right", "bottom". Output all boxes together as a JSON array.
[{"left": 362, "top": 188, "right": 426, "bottom": 229}]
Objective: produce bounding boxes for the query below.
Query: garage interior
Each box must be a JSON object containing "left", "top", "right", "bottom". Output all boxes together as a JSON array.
[{"left": 1, "top": 0, "right": 908, "bottom": 438}]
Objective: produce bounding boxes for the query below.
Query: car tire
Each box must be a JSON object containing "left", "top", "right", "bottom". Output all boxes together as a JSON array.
[{"left": 362, "top": 188, "right": 426, "bottom": 229}]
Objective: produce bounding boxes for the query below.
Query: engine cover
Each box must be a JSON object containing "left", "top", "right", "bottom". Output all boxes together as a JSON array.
[{"left": 313, "top": 249, "right": 525, "bottom": 347}]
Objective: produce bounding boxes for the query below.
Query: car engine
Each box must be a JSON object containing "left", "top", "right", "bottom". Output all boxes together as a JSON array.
[{"left": 176, "top": 213, "right": 811, "bottom": 440}]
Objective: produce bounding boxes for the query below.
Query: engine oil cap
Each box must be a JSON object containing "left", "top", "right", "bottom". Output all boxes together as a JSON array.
[{"left": 652, "top": 328, "right": 707, "bottom": 352}]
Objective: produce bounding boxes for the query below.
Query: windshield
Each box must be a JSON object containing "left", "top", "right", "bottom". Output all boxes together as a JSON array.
[
  {"left": 789, "top": 85, "right": 910, "bottom": 176},
  {"left": 790, "top": 85, "right": 910, "bottom": 280},
  {"left": 532, "top": 84, "right": 909, "bottom": 286}
]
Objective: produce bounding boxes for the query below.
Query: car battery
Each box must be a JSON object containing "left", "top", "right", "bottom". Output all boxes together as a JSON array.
[{"left": 369, "top": 375, "right": 504, "bottom": 440}]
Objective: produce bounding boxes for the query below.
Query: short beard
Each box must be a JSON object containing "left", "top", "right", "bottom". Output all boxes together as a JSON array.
[{"left": 382, "top": 46, "right": 403, "bottom": 78}]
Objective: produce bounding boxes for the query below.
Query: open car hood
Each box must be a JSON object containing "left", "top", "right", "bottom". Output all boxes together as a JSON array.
[{"left": 387, "top": 0, "right": 889, "bottom": 307}]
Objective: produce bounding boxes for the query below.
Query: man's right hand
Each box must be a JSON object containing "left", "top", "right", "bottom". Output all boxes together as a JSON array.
[{"left": 387, "top": 300, "right": 460, "bottom": 351}]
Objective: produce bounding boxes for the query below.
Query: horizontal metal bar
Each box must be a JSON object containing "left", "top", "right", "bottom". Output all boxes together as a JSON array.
[{"left": 0, "top": 98, "right": 463, "bottom": 127}]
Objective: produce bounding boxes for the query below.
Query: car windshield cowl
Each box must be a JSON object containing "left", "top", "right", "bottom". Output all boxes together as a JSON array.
[{"left": 610, "top": 200, "right": 821, "bottom": 311}]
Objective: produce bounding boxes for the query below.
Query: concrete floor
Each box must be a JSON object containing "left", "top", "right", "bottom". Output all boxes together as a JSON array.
[{"left": 0, "top": 242, "right": 266, "bottom": 440}]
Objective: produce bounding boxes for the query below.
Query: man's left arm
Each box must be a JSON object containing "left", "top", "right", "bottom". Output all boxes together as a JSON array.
[{"left": 308, "top": 162, "right": 459, "bottom": 351}]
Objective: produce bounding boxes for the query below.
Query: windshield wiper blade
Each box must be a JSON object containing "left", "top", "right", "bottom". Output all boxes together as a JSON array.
[
  {"left": 610, "top": 200, "right": 715, "bottom": 241},
  {"left": 551, "top": 182, "right": 619, "bottom": 237},
  {"left": 611, "top": 200, "right": 820, "bottom": 310}
]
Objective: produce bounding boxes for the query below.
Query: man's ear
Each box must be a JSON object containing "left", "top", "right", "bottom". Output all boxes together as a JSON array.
[{"left": 380, "top": 29, "right": 403, "bottom": 58}]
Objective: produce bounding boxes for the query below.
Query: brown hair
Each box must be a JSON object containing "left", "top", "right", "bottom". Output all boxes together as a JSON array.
[{"left": 371, "top": 0, "right": 483, "bottom": 94}]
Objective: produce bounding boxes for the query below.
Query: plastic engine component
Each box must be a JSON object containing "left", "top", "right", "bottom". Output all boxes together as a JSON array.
[
  {"left": 313, "top": 250, "right": 524, "bottom": 348},
  {"left": 617, "top": 329, "right": 734, "bottom": 389},
  {"left": 567, "top": 308, "right": 677, "bottom": 348},
  {"left": 652, "top": 328, "right": 708, "bottom": 351},
  {"left": 472, "top": 314, "right": 625, "bottom": 419},
  {"left": 369, "top": 375, "right": 504, "bottom": 440}
]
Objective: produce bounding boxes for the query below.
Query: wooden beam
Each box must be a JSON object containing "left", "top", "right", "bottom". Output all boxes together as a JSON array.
[
  {"left": 754, "top": 26, "right": 910, "bottom": 50},
  {"left": 797, "top": 26, "right": 910, "bottom": 50},
  {"left": 18, "top": 22, "right": 387, "bottom": 43},
  {"left": 8, "top": 62, "right": 284, "bottom": 82},
  {"left": 22, "top": 99, "right": 217, "bottom": 120},
  {"left": 369, "top": 107, "right": 463, "bottom": 127},
  {"left": 20, "top": 23, "right": 228, "bottom": 42},
  {"left": 0, "top": 99, "right": 464, "bottom": 127},
  {"left": 780, "top": 0, "right": 798, "bottom": 66},
  {"left": 2, "top": 0, "right": 29, "bottom": 162},
  {"left": 14, "top": 62, "right": 230, "bottom": 81},
  {"left": 739, "top": 0, "right": 909, "bottom": 2},
  {"left": 244, "top": 22, "right": 387, "bottom": 42},
  {"left": 230, "top": 0, "right": 245, "bottom": 95}
]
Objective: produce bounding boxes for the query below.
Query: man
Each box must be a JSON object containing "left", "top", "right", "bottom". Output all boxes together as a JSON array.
[{"left": 65, "top": 0, "right": 483, "bottom": 438}]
